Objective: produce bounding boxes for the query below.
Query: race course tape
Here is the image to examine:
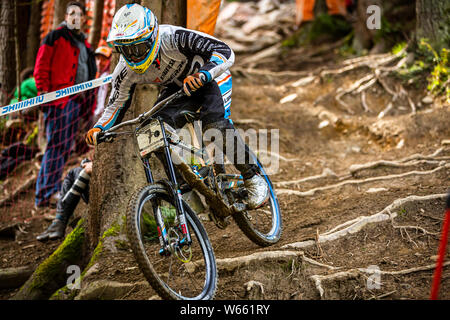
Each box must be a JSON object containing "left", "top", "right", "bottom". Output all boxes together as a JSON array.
[{"left": 1, "top": 76, "right": 113, "bottom": 117}]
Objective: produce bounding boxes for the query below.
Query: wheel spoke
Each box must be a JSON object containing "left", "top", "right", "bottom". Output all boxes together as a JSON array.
[{"left": 128, "top": 186, "right": 217, "bottom": 300}]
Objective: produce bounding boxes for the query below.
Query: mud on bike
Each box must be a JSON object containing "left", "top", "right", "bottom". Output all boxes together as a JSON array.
[{"left": 96, "top": 90, "right": 282, "bottom": 300}]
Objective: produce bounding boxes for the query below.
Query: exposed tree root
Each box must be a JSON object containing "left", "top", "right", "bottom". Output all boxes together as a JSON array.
[
  {"left": 350, "top": 159, "right": 447, "bottom": 175},
  {"left": 310, "top": 270, "right": 361, "bottom": 299},
  {"left": 282, "top": 193, "right": 448, "bottom": 250},
  {"left": 273, "top": 147, "right": 447, "bottom": 188},
  {"left": 302, "top": 255, "right": 340, "bottom": 271},
  {"left": 214, "top": 250, "right": 303, "bottom": 273},
  {"left": 311, "top": 261, "right": 450, "bottom": 299},
  {"left": 348, "top": 147, "right": 448, "bottom": 175},
  {"left": 74, "top": 280, "right": 150, "bottom": 300},
  {"left": 187, "top": 250, "right": 344, "bottom": 276},
  {"left": 277, "top": 163, "right": 449, "bottom": 197},
  {"left": 12, "top": 219, "right": 86, "bottom": 300},
  {"left": 361, "top": 91, "right": 370, "bottom": 112},
  {"left": 244, "top": 280, "right": 265, "bottom": 299},
  {"left": 357, "top": 261, "right": 450, "bottom": 276},
  {"left": 0, "top": 266, "right": 34, "bottom": 289},
  {"left": 256, "top": 149, "right": 301, "bottom": 162},
  {"left": 274, "top": 168, "right": 337, "bottom": 187},
  {"left": 0, "top": 174, "right": 37, "bottom": 207},
  {"left": 318, "top": 48, "right": 417, "bottom": 116}
]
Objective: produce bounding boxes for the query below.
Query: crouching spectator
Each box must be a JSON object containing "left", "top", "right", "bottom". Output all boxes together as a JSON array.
[{"left": 37, "top": 159, "right": 92, "bottom": 241}]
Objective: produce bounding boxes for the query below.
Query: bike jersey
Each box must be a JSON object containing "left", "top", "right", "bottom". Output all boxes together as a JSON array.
[{"left": 94, "top": 25, "right": 235, "bottom": 130}]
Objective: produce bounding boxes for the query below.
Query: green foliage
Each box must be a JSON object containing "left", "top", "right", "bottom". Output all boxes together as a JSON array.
[
  {"left": 394, "top": 39, "right": 449, "bottom": 101},
  {"left": 29, "top": 219, "right": 85, "bottom": 291},
  {"left": 398, "top": 208, "right": 407, "bottom": 217},
  {"left": 418, "top": 39, "right": 449, "bottom": 98},
  {"left": 142, "top": 205, "right": 177, "bottom": 241},
  {"left": 25, "top": 126, "right": 39, "bottom": 146},
  {"left": 282, "top": 14, "right": 352, "bottom": 48},
  {"left": 375, "top": 17, "right": 403, "bottom": 43},
  {"left": 391, "top": 42, "right": 407, "bottom": 56},
  {"left": 338, "top": 32, "right": 357, "bottom": 58}
]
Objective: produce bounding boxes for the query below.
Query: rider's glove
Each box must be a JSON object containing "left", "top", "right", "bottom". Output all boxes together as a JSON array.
[
  {"left": 85, "top": 127, "right": 102, "bottom": 146},
  {"left": 183, "top": 72, "right": 208, "bottom": 96}
]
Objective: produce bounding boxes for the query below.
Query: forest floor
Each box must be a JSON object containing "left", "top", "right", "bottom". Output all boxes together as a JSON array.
[{"left": 0, "top": 42, "right": 449, "bottom": 300}]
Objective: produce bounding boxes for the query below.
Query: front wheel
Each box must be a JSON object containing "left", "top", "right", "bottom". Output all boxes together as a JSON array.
[{"left": 126, "top": 184, "right": 217, "bottom": 300}]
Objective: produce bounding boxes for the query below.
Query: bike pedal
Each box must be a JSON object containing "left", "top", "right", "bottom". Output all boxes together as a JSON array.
[{"left": 232, "top": 202, "right": 247, "bottom": 213}]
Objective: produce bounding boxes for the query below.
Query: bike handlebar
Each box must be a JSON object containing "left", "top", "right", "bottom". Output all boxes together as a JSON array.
[{"left": 96, "top": 89, "right": 185, "bottom": 145}]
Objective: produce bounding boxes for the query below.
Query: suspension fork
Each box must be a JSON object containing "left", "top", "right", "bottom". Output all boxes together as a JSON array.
[
  {"left": 142, "top": 158, "right": 154, "bottom": 184},
  {"left": 141, "top": 157, "right": 170, "bottom": 255},
  {"left": 158, "top": 118, "right": 192, "bottom": 248}
]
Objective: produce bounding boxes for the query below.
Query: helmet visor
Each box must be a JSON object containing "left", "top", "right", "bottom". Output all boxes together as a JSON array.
[{"left": 115, "top": 41, "right": 152, "bottom": 63}]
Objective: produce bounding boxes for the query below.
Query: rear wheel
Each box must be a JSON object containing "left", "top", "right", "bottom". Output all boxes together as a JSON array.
[
  {"left": 126, "top": 184, "right": 217, "bottom": 300},
  {"left": 220, "top": 146, "right": 282, "bottom": 247},
  {"left": 232, "top": 154, "right": 283, "bottom": 246}
]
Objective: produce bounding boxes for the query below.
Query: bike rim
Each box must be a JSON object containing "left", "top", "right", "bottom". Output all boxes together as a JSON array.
[
  {"left": 136, "top": 191, "right": 215, "bottom": 300},
  {"left": 249, "top": 155, "right": 282, "bottom": 241}
]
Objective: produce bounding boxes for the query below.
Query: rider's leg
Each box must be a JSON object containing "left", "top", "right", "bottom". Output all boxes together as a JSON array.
[
  {"left": 196, "top": 74, "right": 269, "bottom": 208},
  {"left": 153, "top": 78, "right": 269, "bottom": 208},
  {"left": 36, "top": 166, "right": 90, "bottom": 241},
  {"left": 202, "top": 118, "right": 269, "bottom": 209}
]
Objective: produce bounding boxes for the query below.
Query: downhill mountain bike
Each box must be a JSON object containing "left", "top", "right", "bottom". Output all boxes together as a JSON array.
[{"left": 96, "top": 90, "right": 282, "bottom": 300}]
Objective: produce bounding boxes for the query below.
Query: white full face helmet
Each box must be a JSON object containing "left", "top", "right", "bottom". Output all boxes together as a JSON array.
[{"left": 107, "top": 4, "right": 160, "bottom": 74}]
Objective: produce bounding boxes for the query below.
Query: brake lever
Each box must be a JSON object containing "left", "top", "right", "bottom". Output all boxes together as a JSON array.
[{"left": 96, "top": 132, "right": 115, "bottom": 145}]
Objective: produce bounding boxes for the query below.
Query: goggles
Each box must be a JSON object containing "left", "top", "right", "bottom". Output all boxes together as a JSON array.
[
  {"left": 115, "top": 40, "right": 152, "bottom": 63},
  {"left": 114, "top": 24, "right": 159, "bottom": 65}
]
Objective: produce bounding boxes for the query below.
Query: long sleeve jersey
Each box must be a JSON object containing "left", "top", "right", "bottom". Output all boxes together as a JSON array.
[{"left": 94, "top": 25, "right": 235, "bottom": 130}]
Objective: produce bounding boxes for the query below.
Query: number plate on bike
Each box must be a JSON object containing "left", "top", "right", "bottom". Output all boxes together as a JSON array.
[{"left": 135, "top": 119, "right": 164, "bottom": 157}]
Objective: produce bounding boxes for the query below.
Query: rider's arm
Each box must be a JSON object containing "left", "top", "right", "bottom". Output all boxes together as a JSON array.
[
  {"left": 94, "top": 58, "right": 137, "bottom": 130},
  {"left": 172, "top": 27, "right": 235, "bottom": 82}
]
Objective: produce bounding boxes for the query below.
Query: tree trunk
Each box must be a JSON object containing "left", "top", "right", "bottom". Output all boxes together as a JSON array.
[
  {"left": 416, "top": 0, "right": 450, "bottom": 51},
  {"left": 12, "top": 0, "right": 187, "bottom": 300},
  {"left": 88, "top": 0, "right": 104, "bottom": 49},
  {"left": 0, "top": 1, "right": 16, "bottom": 106},
  {"left": 81, "top": 0, "right": 184, "bottom": 297},
  {"left": 86, "top": 0, "right": 166, "bottom": 254},
  {"left": 53, "top": 0, "right": 72, "bottom": 29},
  {"left": 86, "top": 0, "right": 187, "bottom": 249},
  {"left": 162, "top": 0, "right": 186, "bottom": 27},
  {"left": 352, "top": 0, "right": 382, "bottom": 53},
  {"left": 26, "top": 0, "right": 43, "bottom": 69}
]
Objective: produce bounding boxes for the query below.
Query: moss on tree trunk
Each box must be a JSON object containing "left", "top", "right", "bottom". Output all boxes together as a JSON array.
[{"left": 12, "top": 219, "right": 86, "bottom": 300}]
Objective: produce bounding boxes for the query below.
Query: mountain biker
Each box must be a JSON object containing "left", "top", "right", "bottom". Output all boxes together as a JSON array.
[{"left": 85, "top": 3, "right": 268, "bottom": 209}]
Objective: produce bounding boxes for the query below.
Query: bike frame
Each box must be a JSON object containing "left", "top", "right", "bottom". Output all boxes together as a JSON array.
[{"left": 97, "top": 90, "right": 241, "bottom": 256}]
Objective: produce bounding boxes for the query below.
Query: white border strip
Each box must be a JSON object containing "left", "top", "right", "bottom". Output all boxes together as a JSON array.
[{"left": 1, "top": 75, "right": 113, "bottom": 117}]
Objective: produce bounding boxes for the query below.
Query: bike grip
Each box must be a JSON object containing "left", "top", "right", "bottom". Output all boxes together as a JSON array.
[
  {"left": 97, "top": 132, "right": 115, "bottom": 144},
  {"left": 198, "top": 73, "right": 206, "bottom": 84},
  {"left": 93, "top": 131, "right": 102, "bottom": 145}
]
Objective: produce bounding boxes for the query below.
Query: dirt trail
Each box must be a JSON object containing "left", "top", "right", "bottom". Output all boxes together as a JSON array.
[{"left": 1, "top": 50, "right": 449, "bottom": 300}]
